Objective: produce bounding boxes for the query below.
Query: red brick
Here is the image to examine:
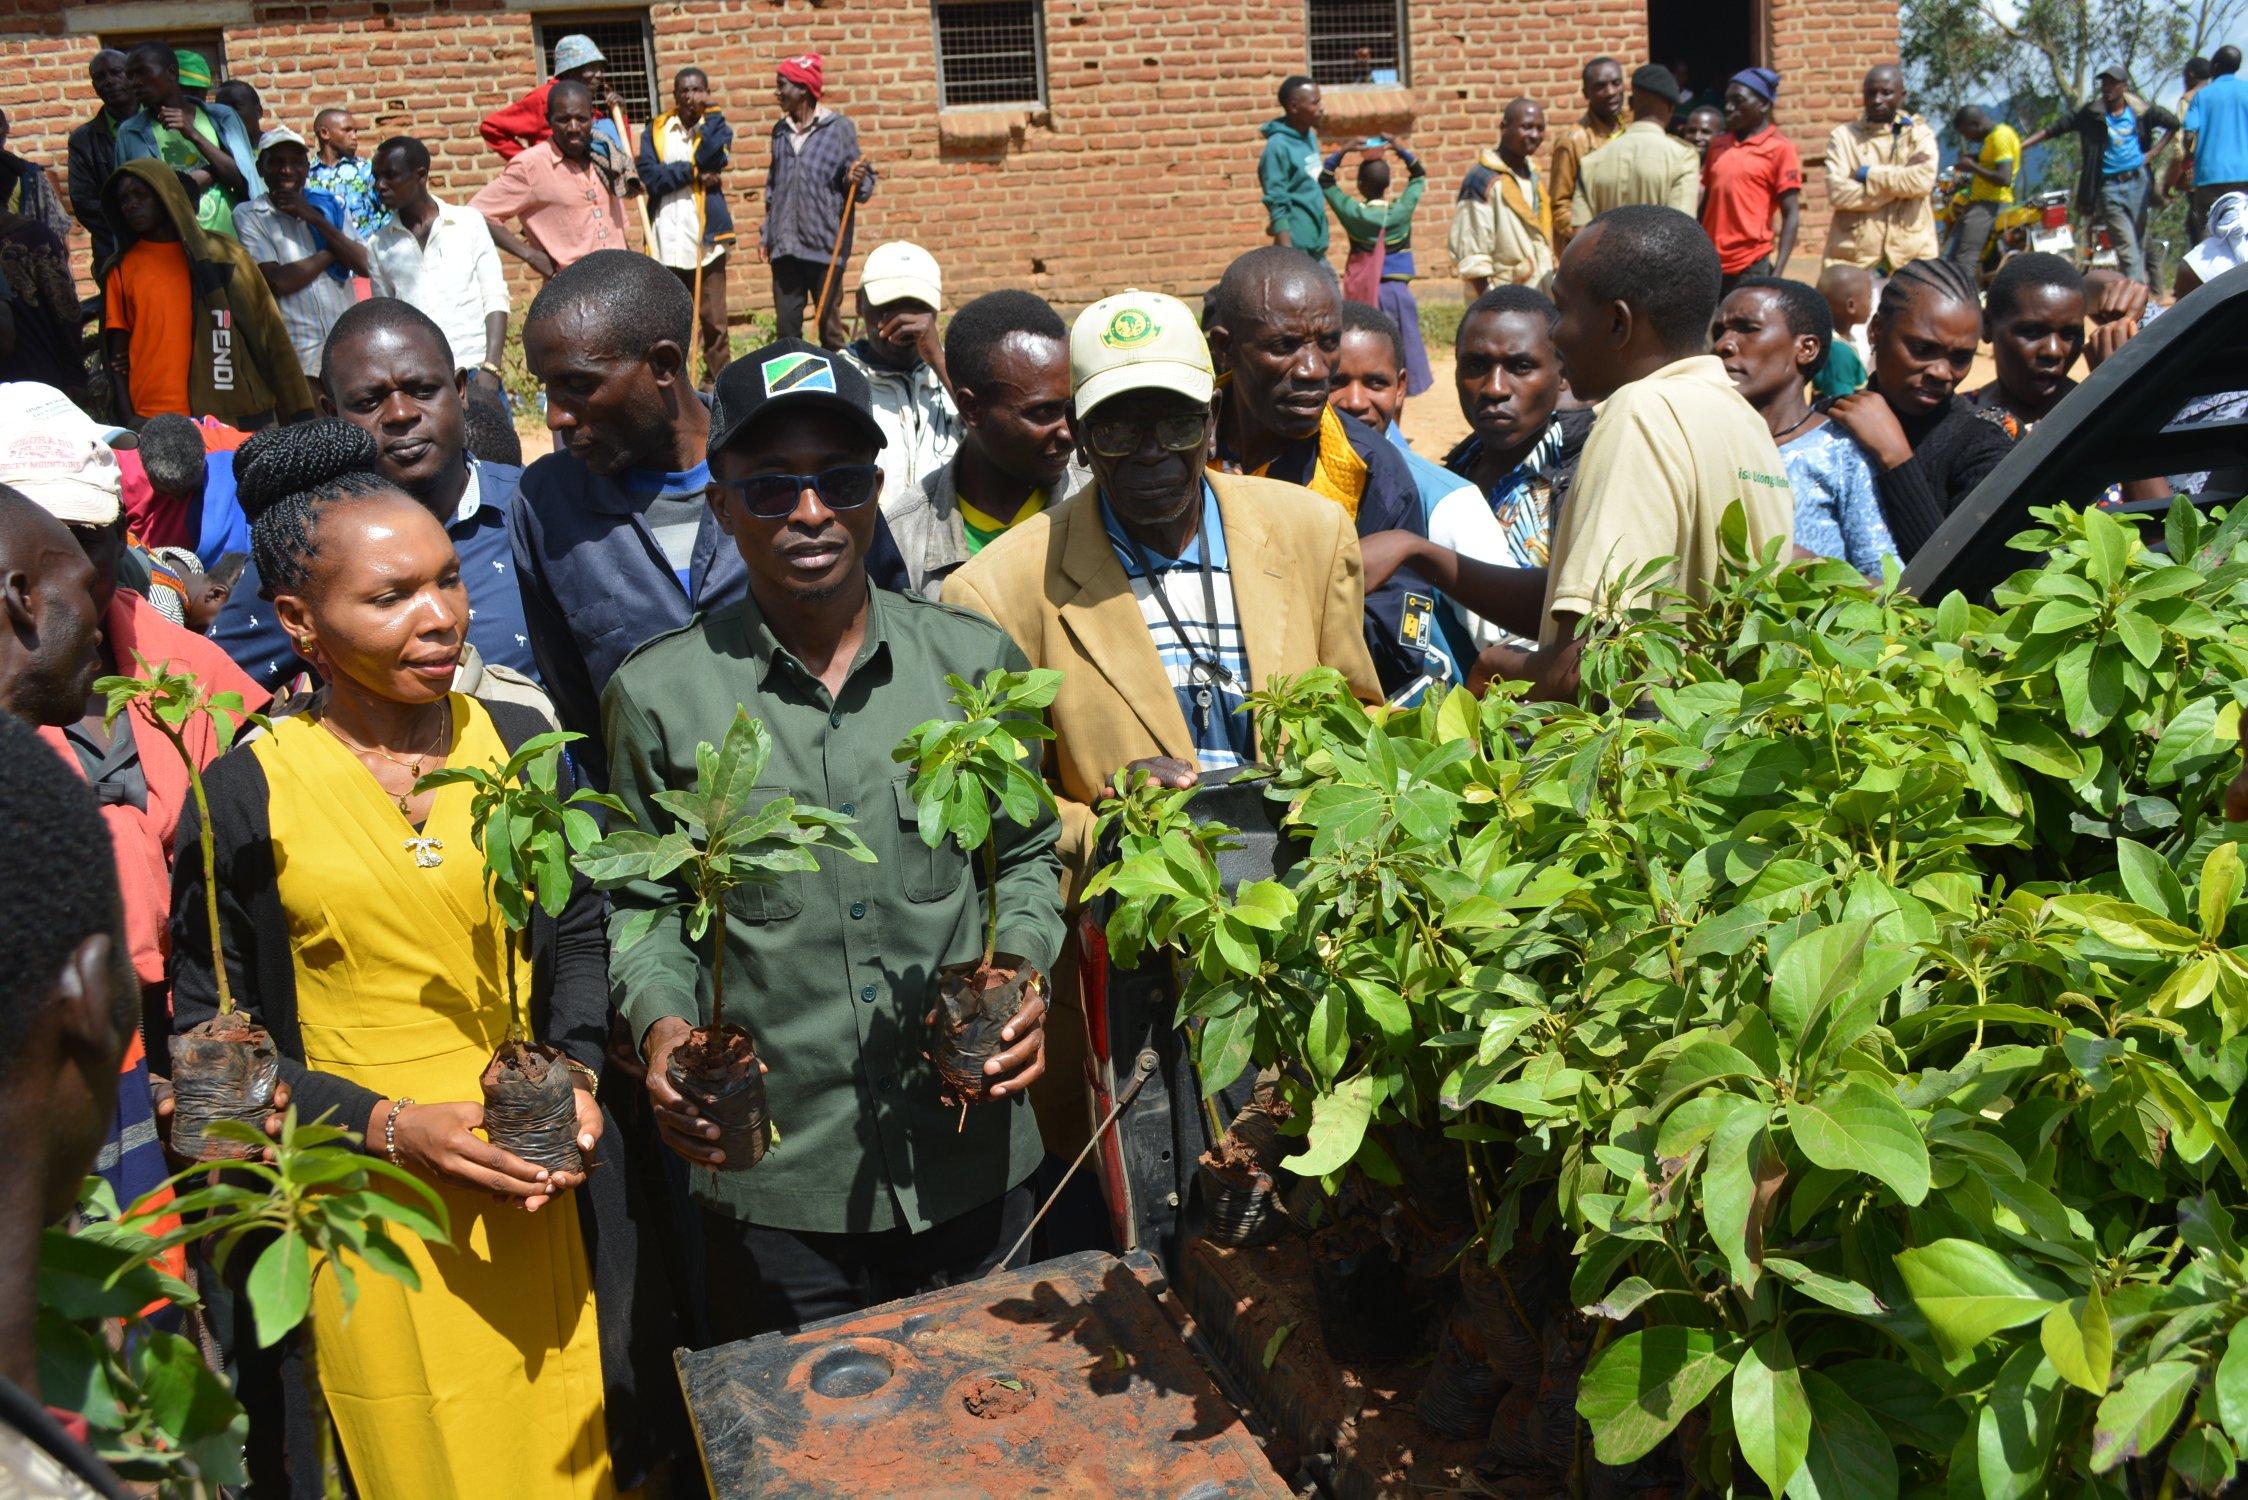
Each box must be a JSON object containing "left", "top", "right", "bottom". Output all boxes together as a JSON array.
[{"left": 1, "top": 0, "right": 1897, "bottom": 313}]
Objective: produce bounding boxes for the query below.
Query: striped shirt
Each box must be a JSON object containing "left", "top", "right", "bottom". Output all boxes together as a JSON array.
[{"left": 1103, "top": 485, "right": 1251, "bottom": 770}]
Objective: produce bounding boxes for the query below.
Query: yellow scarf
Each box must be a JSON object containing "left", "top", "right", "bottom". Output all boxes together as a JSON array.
[{"left": 1217, "top": 381, "right": 1369, "bottom": 519}]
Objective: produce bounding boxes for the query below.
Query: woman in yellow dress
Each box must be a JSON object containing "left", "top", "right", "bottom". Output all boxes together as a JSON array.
[{"left": 170, "top": 421, "right": 675, "bottom": 1497}]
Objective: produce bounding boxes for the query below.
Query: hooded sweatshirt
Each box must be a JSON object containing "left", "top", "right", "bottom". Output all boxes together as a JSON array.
[
  {"left": 101, "top": 159, "right": 312, "bottom": 425},
  {"left": 1259, "top": 117, "right": 1328, "bottom": 254}
]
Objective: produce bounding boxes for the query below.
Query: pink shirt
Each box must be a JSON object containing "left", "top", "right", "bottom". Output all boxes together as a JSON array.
[{"left": 468, "top": 140, "right": 626, "bottom": 270}]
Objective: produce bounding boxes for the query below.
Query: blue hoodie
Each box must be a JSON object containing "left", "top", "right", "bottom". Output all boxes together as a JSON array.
[{"left": 1259, "top": 117, "right": 1327, "bottom": 254}]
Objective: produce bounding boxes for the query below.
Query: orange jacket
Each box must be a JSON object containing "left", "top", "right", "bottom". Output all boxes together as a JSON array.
[{"left": 39, "top": 591, "right": 271, "bottom": 988}]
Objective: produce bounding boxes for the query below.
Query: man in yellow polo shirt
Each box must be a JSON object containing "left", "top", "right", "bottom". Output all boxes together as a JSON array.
[
  {"left": 888, "top": 289, "right": 1082, "bottom": 596},
  {"left": 1947, "top": 104, "right": 2020, "bottom": 272},
  {"left": 1356, "top": 205, "right": 1793, "bottom": 702}
]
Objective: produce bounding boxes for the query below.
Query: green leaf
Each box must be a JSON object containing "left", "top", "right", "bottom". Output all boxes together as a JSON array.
[
  {"left": 2200, "top": 842, "right": 2242, "bottom": 942},
  {"left": 2090, "top": 1360, "right": 2198, "bottom": 1472},
  {"left": 2038, "top": 1289, "right": 2112, "bottom": 1396},
  {"left": 1975, "top": 1342, "right": 2065, "bottom": 1500},
  {"left": 1701, "top": 1098, "right": 1775, "bottom": 1290},
  {"left": 1765, "top": 1256, "right": 1886, "bottom": 1316},
  {"left": 1196, "top": 1005, "right": 1256, "bottom": 1098},
  {"left": 1786, "top": 1372, "right": 1897, "bottom": 1500},
  {"left": 1734, "top": 1327, "right": 1812, "bottom": 1496},
  {"left": 2216, "top": 1319, "right": 2248, "bottom": 1448},
  {"left": 1768, "top": 920, "right": 1873, "bottom": 1058},
  {"left": 1583, "top": 1276, "right": 1661, "bottom": 1321},
  {"left": 1261, "top": 1322, "right": 1295, "bottom": 1369},
  {"left": 2168, "top": 1425, "right": 2235, "bottom": 1493},
  {"left": 1787, "top": 1081, "right": 1930, "bottom": 1205},
  {"left": 245, "top": 1232, "right": 311, "bottom": 1348},
  {"left": 1281, "top": 1072, "right": 1375, "bottom": 1177},
  {"left": 1578, "top": 1325, "right": 1740, "bottom": 1465},
  {"left": 1894, "top": 1239, "right": 2063, "bottom": 1360}
]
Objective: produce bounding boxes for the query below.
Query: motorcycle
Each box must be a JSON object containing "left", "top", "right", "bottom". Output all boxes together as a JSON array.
[{"left": 1934, "top": 172, "right": 2071, "bottom": 283}]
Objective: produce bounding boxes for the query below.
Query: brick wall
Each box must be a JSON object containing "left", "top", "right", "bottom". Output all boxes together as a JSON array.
[{"left": 1, "top": 0, "right": 1897, "bottom": 322}]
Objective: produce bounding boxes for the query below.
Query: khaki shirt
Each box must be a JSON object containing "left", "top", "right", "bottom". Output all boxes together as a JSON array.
[
  {"left": 602, "top": 586, "right": 1064, "bottom": 1233},
  {"left": 1822, "top": 116, "right": 1941, "bottom": 269},
  {"left": 1548, "top": 107, "right": 1631, "bottom": 250},
  {"left": 1541, "top": 356, "right": 1794, "bottom": 644},
  {"left": 1572, "top": 120, "right": 1703, "bottom": 224}
]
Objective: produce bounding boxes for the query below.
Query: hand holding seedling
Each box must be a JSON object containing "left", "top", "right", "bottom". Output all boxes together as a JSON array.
[
  {"left": 378, "top": 1097, "right": 583, "bottom": 1211},
  {"left": 895, "top": 669, "right": 1064, "bottom": 1123},
  {"left": 579, "top": 709, "right": 872, "bottom": 1171},
  {"left": 923, "top": 952, "right": 1048, "bottom": 1105},
  {"left": 153, "top": 1077, "right": 295, "bottom": 1165},
  {"left": 639, "top": 1015, "right": 770, "bottom": 1167}
]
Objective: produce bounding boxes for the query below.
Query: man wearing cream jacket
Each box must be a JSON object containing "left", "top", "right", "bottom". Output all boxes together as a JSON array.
[
  {"left": 1823, "top": 64, "right": 1940, "bottom": 271},
  {"left": 945, "top": 289, "right": 1378, "bottom": 1155}
]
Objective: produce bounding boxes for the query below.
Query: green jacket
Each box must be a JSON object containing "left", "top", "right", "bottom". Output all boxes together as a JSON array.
[
  {"left": 1260, "top": 118, "right": 1328, "bottom": 253},
  {"left": 1322, "top": 168, "right": 1427, "bottom": 253},
  {"left": 601, "top": 586, "right": 1064, "bottom": 1234},
  {"left": 101, "top": 158, "right": 313, "bottom": 424}
]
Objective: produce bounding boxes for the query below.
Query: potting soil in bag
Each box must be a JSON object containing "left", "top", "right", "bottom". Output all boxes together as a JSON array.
[
  {"left": 1197, "top": 1107, "right": 1286, "bottom": 1246},
  {"left": 668, "top": 1028, "right": 770, "bottom": 1171},
  {"left": 170, "top": 1014, "right": 281, "bottom": 1161},
  {"left": 480, "top": 1042, "right": 582, "bottom": 1174},
  {"left": 935, "top": 965, "right": 1037, "bottom": 1103},
  {"left": 1416, "top": 1318, "right": 1507, "bottom": 1438}
]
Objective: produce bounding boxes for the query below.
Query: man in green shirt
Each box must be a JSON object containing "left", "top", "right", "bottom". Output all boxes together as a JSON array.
[
  {"left": 114, "top": 43, "right": 258, "bottom": 239},
  {"left": 603, "top": 337, "right": 1065, "bottom": 1338}
]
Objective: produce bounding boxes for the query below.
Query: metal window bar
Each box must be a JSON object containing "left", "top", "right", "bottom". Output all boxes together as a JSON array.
[
  {"left": 534, "top": 14, "right": 660, "bottom": 125},
  {"left": 1306, "top": 0, "right": 1406, "bottom": 87},
  {"left": 933, "top": 0, "right": 1046, "bottom": 109}
]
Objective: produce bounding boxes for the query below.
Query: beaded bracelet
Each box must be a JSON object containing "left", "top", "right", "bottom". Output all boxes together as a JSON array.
[
  {"left": 563, "top": 1059, "right": 599, "bottom": 1088},
  {"left": 384, "top": 1097, "right": 414, "bottom": 1165}
]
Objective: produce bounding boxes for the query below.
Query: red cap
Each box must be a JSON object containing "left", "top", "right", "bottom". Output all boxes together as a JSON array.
[{"left": 777, "top": 51, "right": 824, "bottom": 98}]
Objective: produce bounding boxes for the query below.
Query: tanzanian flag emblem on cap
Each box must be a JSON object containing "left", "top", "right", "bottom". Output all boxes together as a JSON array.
[{"left": 761, "top": 351, "right": 837, "bottom": 394}]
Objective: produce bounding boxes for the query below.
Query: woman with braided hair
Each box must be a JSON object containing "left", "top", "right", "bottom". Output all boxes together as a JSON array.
[
  {"left": 1825, "top": 257, "right": 2015, "bottom": 560},
  {"left": 170, "top": 418, "right": 675, "bottom": 1497}
]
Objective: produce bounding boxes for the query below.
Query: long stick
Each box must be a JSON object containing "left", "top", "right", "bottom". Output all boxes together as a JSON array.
[
  {"left": 690, "top": 173, "right": 709, "bottom": 385},
  {"left": 611, "top": 105, "right": 657, "bottom": 251},
  {"left": 813, "top": 174, "right": 860, "bottom": 341}
]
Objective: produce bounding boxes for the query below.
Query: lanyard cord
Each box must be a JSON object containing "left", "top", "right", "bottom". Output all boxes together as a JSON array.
[{"left": 1119, "top": 526, "right": 1231, "bottom": 692}]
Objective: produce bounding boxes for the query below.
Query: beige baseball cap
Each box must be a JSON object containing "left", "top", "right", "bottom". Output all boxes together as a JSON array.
[
  {"left": 1070, "top": 291, "right": 1214, "bottom": 416},
  {"left": 0, "top": 384, "right": 123, "bottom": 526},
  {"left": 859, "top": 240, "right": 942, "bottom": 311}
]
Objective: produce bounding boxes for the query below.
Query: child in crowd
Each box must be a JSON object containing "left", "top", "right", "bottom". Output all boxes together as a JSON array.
[{"left": 1815, "top": 261, "right": 1873, "bottom": 395}]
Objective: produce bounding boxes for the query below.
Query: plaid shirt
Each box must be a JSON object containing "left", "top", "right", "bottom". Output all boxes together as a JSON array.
[
  {"left": 1103, "top": 485, "right": 1252, "bottom": 770},
  {"left": 763, "top": 107, "right": 877, "bottom": 263}
]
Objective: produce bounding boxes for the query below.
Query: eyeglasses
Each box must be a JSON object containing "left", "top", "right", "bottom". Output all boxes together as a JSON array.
[
  {"left": 717, "top": 464, "right": 881, "bottom": 519},
  {"left": 1084, "top": 412, "right": 1209, "bottom": 460}
]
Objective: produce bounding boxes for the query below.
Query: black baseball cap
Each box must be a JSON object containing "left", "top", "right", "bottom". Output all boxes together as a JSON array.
[
  {"left": 708, "top": 339, "right": 887, "bottom": 460},
  {"left": 1632, "top": 64, "right": 1684, "bottom": 104}
]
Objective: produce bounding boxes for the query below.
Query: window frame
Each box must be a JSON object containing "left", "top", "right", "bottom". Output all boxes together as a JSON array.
[
  {"left": 930, "top": 0, "right": 1049, "bottom": 112},
  {"left": 529, "top": 9, "right": 661, "bottom": 126},
  {"left": 1304, "top": 0, "right": 1410, "bottom": 89},
  {"left": 100, "top": 29, "right": 230, "bottom": 85}
]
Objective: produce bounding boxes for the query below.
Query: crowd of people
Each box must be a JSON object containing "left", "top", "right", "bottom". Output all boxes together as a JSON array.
[{"left": 0, "top": 28, "right": 2245, "bottom": 1500}]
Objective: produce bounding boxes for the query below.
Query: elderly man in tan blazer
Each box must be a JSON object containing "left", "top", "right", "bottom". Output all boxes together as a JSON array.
[{"left": 945, "top": 288, "right": 1379, "bottom": 1154}]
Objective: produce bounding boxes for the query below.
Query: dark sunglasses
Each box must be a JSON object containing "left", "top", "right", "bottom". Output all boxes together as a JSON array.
[
  {"left": 1084, "top": 412, "right": 1208, "bottom": 459},
  {"left": 716, "top": 464, "right": 881, "bottom": 519}
]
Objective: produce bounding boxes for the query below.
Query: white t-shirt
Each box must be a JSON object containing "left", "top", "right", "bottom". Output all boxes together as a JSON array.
[{"left": 234, "top": 198, "right": 357, "bottom": 376}]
